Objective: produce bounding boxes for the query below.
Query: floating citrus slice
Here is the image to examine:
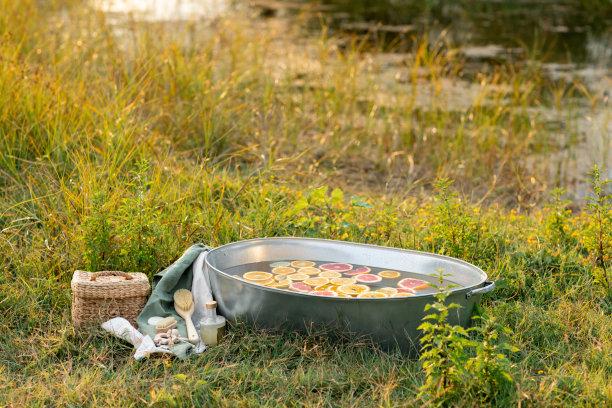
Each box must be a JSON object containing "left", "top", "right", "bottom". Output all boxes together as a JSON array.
[
  {"left": 258, "top": 278, "right": 275, "bottom": 286},
  {"left": 337, "top": 284, "right": 369, "bottom": 296},
  {"left": 311, "top": 290, "right": 338, "bottom": 297},
  {"left": 335, "top": 292, "right": 351, "bottom": 297},
  {"left": 304, "top": 277, "right": 329, "bottom": 286},
  {"left": 243, "top": 271, "right": 273, "bottom": 281},
  {"left": 377, "top": 287, "right": 398, "bottom": 295},
  {"left": 378, "top": 270, "right": 401, "bottom": 279},
  {"left": 391, "top": 292, "right": 413, "bottom": 297},
  {"left": 289, "top": 282, "right": 312, "bottom": 293},
  {"left": 397, "top": 288, "right": 416, "bottom": 294},
  {"left": 319, "top": 263, "right": 353, "bottom": 272},
  {"left": 315, "top": 284, "right": 339, "bottom": 292},
  {"left": 319, "top": 271, "right": 342, "bottom": 278},
  {"left": 345, "top": 266, "right": 371, "bottom": 275},
  {"left": 287, "top": 273, "right": 309, "bottom": 281},
  {"left": 298, "top": 267, "right": 321, "bottom": 275},
  {"left": 398, "top": 278, "right": 430, "bottom": 290},
  {"left": 233, "top": 275, "right": 242, "bottom": 279},
  {"left": 291, "top": 260, "right": 316, "bottom": 268},
  {"left": 355, "top": 274, "right": 383, "bottom": 283},
  {"left": 272, "top": 266, "right": 296, "bottom": 275},
  {"left": 269, "top": 279, "right": 291, "bottom": 288},
  {"left": 331, "top": 277, "right": 356, "bottom": 286},
  {"left": 358, "top": 292, "right": 388, "bottom": 298},
  {"left": 270, "top": 261, "right": 290, "bottom": 268}
]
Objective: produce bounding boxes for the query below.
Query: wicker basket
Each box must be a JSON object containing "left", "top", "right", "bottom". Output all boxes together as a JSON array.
[{"left": 71, "top": 270, "right": 151, "bottom": 328}]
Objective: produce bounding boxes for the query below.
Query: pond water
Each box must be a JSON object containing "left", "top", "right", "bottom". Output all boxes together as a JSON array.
[{"left": 90, "top": 0, "right": 612, "bottom": 199}]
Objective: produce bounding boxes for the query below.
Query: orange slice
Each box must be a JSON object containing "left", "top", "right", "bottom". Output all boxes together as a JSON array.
[
  {"left": 243, "top": 271, "right": 273, "bottom": 281},
  {"left": 304, "top": 277, "right": 329, "bottom": 286},
  {"left": 331, "top": 277, "right": 356, "bottom": 286},
  {"left": 311, "top": 290, "right": 338, "bottom": 297},
  {"left": 337, "top": 284, "right": 369, "bottom": 296},
  {"left": 260, "top": 278, "right": 277, "bottom": 286},
  {"left": 269, "top": 279, "right": 291, "bottom": 288},
  {"left": 319, "top": 271, "right": 342, "bottom": 278},
  {"left": 391, "top": 292, "right": 413, "bottom": 297},
  {"left": 287, "top": 273, "right": 309, "bottom": 281},
  {"left": 378, "top": 270, "right": 401, "bottom": 279},
  {"left": 298, "top": 267, "right": 321, "bottom": 275},
  {"left": 358, "top": 292, "right": 388, "bottom": 298},
  {"left": 272, "top": 266, "right": 296, "bottom": 275},
  {"left": 291, "top": 260, "right": 316, "bottom": 268},
  {"left": 377, "top": 287, "right": 398, "bottom": 295}
]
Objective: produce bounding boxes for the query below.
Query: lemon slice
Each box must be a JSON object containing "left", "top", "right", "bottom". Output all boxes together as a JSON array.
[
  {"left": 358, "top": 292, "right": 388, "bottom": 298},
  {"left": 291, "top": 260, "right": 316, "bottom": 268},
  {"left": 378, "top": 270, "right": 401, "bottom": 279},
  {"left": 319, "top": 271, "right": 342, "bottom": 278},
  {"left": 272, "top": 266, "right": 296, "bottom": 275},
  {"left": 269, "top": 279, "right": 291, "bottom": 288},
  {"left": 377, "top": 287, "right": 398, "bottom": 295},
  {"left": 331, "top": 277, "right": 356, "bottom": 286},
  {"left": 304, "top": 277, "right": 329, "bottom": 286},
  {"left": 270, "top": 261, "right": 290, "bottom": 268},
  {"left": 287, "top": 273, "right": 309, "bottom": 281},
  {"left": 337, "top": 284, "right": 369, "bottom": 296},
  {"left": 298, "top": 267, "right": 321, "bottom": 275},
  {"left": 243, "top": 271, "right": 273, "bottom": 281}
]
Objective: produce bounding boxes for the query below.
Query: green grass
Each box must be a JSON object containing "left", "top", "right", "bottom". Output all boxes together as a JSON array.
[{"left": 0, "top": 0, "right": 611, "bottom": 406}]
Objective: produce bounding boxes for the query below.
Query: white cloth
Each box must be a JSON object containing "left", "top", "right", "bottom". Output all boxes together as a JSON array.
[{"left": 191, "top": 251, "right": 213, "bottom": 329}]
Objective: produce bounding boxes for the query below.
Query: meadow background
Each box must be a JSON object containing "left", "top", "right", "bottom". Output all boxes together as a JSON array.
[{"left": 1, "top": 0, "right": 611, "bottom": 406}]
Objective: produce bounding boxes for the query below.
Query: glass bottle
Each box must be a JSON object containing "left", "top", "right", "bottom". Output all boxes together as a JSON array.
[{"left": 199, "top": 301, "right": 226, "bottom": 346}]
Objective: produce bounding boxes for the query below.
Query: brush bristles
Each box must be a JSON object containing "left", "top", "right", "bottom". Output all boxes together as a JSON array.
[{"left": 173, "top": 289, "right": 194, "bottom": 311}]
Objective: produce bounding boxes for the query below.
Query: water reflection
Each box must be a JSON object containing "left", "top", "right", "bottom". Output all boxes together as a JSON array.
[{"left": 92, "top": 0, "right": 228, "bottom": 21}]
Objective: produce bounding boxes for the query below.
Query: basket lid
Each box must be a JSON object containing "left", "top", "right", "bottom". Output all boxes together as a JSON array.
[{"left": 71, "top": 270, "right": 151, "bottom": 299}]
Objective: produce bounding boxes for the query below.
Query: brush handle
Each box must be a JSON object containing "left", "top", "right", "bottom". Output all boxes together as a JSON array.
[{"left": 178, "top": 310, "right": 199, "bottom": 344}]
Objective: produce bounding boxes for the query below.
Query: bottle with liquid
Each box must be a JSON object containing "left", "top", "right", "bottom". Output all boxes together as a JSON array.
[{"left": 199, "top": 301, "right": 226, "bottom": 346}]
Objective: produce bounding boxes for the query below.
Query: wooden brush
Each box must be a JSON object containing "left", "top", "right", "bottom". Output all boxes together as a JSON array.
[{"left": 173, "top": 289, "right": 199, "bottom": 344}]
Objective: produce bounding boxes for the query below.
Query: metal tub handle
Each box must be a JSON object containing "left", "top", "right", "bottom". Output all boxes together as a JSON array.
[{"left": 465, "top": 281, "right": 495, "bottom": 299}]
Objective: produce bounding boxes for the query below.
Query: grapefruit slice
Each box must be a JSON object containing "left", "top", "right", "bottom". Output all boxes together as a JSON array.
[
  {"left": 303, "top": 277, "right": 329, "bottom": 287},
  {"left": 289, "top": 282, "right": 312, "bottom": 293},
  {"left": 319, "top": 263, "right": 353, "bottom": 272},
  {"left": 398, "top": 278, "right": 430, "bottom": 290},
  {"left": 287, "top": 273, "right": 309, "bottom": 281},
  {"left": 298, "top": 267, "right": 321, "bottom": 275},
  {"left": 345, "top": 266, "right": 371, "bottom": 276},
  {"left": 318, "top": 271, "right": 342, "bottom": 279},
  {"left": 272, "top": 266, "right": 296, "bottom": 275},
  {"left": 397, "top": 288, "right": 416, "bottom": 294},
  {"left": 331, "top": 277, "right": 356, "bottom": 286},
  {"left": 378, "top": 270, "right": 401, "bottom": 279},
  {"left": 355, "top": 274, "right": 383, "bottom": 283},
  {"left": 311, "top": 291, "right": 338, "bottom": 297},
  {"left": 243, "top": 271, "right": 273, "bottom": 282},
  {"left": 337, "top": 284, "right": 369, "bottom": 296},
  {"left": 358, "top": 291, "right": 388, "bottom": 298},
  {"left": 291, "top": 260, "right": 316, "bottom": 268}
]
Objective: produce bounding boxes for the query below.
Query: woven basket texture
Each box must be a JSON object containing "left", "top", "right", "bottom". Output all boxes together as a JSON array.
[{"left": 71, "top": 270, "right": 150, "bottom": 328}]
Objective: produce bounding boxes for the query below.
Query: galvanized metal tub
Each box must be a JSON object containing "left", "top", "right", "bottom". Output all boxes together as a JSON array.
[{"left": 205, "top": 237, "right": 494, "bottom": 353}]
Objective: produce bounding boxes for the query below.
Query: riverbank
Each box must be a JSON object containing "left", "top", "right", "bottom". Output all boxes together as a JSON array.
[{"left": 0, "top": 1, "right": 610, "bottom": 406}]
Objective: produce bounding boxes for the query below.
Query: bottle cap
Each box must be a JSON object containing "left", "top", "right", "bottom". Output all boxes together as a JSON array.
[{"left": 205, "top": 301, "right": 217, "bottom": 309}]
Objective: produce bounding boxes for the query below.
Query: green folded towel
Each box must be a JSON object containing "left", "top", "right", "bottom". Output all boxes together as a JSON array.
[{"left": 136, "top": 243, "right": 211, "bottom": 359}]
